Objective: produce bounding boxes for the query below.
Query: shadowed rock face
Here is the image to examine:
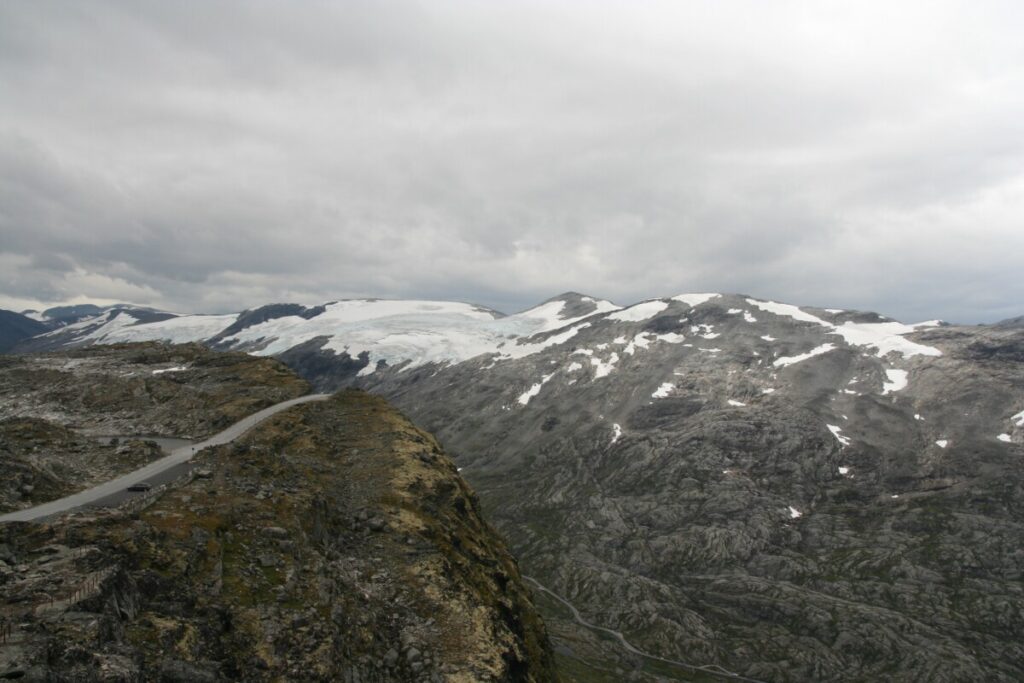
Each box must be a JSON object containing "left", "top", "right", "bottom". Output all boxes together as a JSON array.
[
  {"left": 0, "top": 391, "right": 557, "bottom": 682},
  {"left": 347, "top": 294, "right": 1024, "bottom": 682}
]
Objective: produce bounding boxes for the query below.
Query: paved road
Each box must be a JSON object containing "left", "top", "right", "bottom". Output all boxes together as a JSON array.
[{"left": 0, "top": 393, "right": 331, "bottom": 523}]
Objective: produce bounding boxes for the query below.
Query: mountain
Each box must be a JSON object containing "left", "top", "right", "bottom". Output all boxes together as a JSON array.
[
  {"left": 358, "top": 293, "right": 1024, "bottom": 681},
  {"left": 0, "top": 348, "right": 556, "bottom": 681},
  {"left": 7, "top": 291, "right": 1024, "bottom": 681},
  {"left": 0, "top": 309, "right": 49, "bottom": 352}
]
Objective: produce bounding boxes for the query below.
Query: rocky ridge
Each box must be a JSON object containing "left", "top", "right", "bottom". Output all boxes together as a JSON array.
[
  {"left": 0, "top": 343, "right": 308, "bottom": 512},
  {"left": 0, "top": 390, "right": 556, "bottom": 682}
]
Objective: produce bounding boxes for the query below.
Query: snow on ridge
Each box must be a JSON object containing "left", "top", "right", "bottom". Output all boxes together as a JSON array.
[
  {"left": 83, "top": 311, "right": 239, "bottom": 346},
  {"left": 606, "top": 300, "right": 669, "bottom": 322},
  {"left": 882, "top": 369, "right": 909, "bottom": 394},
  {"left": 1012, "top": 409, "right": 1024, "bottom": 427},
  {"left": 745, "top": 298, "right": 942, "bottom": 358},
  {"left": 672, "top": 293, "right": 720, "bottom": 307},
  {"left": 774, "top": 343, "right": 836, "bottom": 368},
  {"left": 511, "top": 297, "right": 620, "bottom": 334}
]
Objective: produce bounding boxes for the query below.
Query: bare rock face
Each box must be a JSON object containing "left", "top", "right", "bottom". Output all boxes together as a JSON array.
[
  {"left": 0, "top": 391, "right": 557, "bottom": 682},
  {"left": 352, "top": 294, "right": 1024, "bottom": 682}
]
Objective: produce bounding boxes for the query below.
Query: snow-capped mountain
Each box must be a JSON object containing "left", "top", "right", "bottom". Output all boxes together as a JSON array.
[{"left": 8, "top": 289, "right": 1024, "bottom": 679}]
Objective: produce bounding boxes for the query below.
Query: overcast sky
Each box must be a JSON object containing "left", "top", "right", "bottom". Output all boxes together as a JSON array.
[{"left": 2, "top": 1, "right": 1022, "bottom": 322}]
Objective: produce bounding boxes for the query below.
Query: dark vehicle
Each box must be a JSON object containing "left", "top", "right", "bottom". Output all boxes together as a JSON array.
[{"left": 126, "top": 482, "right": 152, "bottom": 492}]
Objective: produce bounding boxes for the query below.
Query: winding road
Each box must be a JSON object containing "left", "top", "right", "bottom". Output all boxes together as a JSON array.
[
  {"left": 524, "top": 576, "right": 767, "bottom": 683},
  {"left": 0, "top": 393, "right": 331, "bottom": 523}
]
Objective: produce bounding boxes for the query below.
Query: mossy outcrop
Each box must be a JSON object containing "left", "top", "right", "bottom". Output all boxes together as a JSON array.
[{"left": 0, "top": 390, "right": 557, "bottom": 682}]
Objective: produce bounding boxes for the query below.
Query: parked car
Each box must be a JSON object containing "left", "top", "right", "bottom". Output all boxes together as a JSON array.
[{"left": 127, "top": 482, "right": 152, "bottom": 492}]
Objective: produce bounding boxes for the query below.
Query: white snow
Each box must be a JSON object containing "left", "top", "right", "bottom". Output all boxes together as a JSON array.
[
  {"left": 672, "top": 293, "right": 719, "bottom": 307},
  {"left": 85, "top": 312, "right": 239, "bottom": 346},
  {"left": 727, "top": 308, "right": 742, "bottom": 314},
  {"left": 607, "top": 300, "right": 669, "bottom": 322},
  {"left": 591, "top": 353, "right": 620, "bottom": 379},
  {"left": 743, "top": 311, "right": 758, "bottom": 323},
  {"left": 761, "top": 388, "right": 776, "bottom": 394},
  {"left": 151, "top": 366, "right": 187, "bottom": 375},
  {"left": 914, "top": 414, "right": 924, "bottom": 421},
  {"left": 652, "top": 382, "right": 675, "bottom": 398},
  {"left": 21, "top": 310, "right": 47, "bottom": 322},
  {"left": 827, "top": 424, "right": 851, "bottom": 446},
  {"left": 746, "top": 298, "right": 942, "bottom": 358},
  {"left": 510, "top": 298, "right": 621, "bottom": 334},
  {"left": 935, "top": 439, "right": 949, "bottom": 448},
  {"left": 760, "top": 335, "right": 777, "bottom": 342},
  {"left": 656, "top": 332, "right": 686, "bottom": 344},
  {"left": 773, "top": 343, "right": 836, "bottom": 368},
  {"left": 623, "top": 333, "right": 653, "bottom": 355},
  {"left": 838, "top": 466, "right": 850, "bottom": 475},
  {"left": 997, "top": 434, "right": 1012, "bottom": 443},
  {"left": 611, "top": 423, "right": 623, "bottom": 445},
  {"left": 727, "top": 399, "right": 746, "bottom": 407},
  {"left": 825, "top": 308, "right": 844, "bottom": 314},
  {"left": 690, "top": 324, "right": 719, "bottom": 339},
  {"left": 567, "top": 362, "right": 583, "bottom": 372},
  {"left": 882, "top": 369, "right": 909, "bottom": 394},
  {"left": 788, "top": 506, "right": 803, "bottom": 519},
  {"left": 1012, "top": 409, "right": 1024, "bottom": 427},
  {"left": 517, "top": 373, "right": 555, "bottom": 406}
]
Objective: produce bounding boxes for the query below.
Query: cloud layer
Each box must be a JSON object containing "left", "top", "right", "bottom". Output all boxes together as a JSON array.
[{"left": 2, "top": 1, "right": 1023, "bottom": 322}]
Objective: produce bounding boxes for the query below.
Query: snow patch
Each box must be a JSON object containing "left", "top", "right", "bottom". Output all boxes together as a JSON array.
[
  {"left": 567, "top": 362, "right": 583, "bottom": 372},
  {"left": 743, "top": 311, "right": 758, "bottom": 323},
  {"left": 838, "top": 466, "right": 850, "bottom": 475},
  {"left": 1012, "top": 409, "right": 1024, "bottom": 427},
  {"left": 788, "top": 506, "right": 803, "bottom": 519},
  {"left": 746, "top": 298, "right": 942, "bottom": 358},
  {"left": 652, "top": 382, "right": 675, "bottom": 398},
  {"left": 672, "top": 293, "right": 719, "bottom": 307},
  {"left": 997, "top": 433, "right": 1012, "bottom": 443},
  {"left": 774, "top": 343, "right": 836, "bottom": 367},
  {"left": 761, "top": 388, "right": 776, "bottom": 394},
  {"left": 517, "top": 372, "right": 555, "bottom": 406},
  {"left": 151, "top": 366, "right": 187, "bottom": 375},
  {"left": 591, "top": 353, "right": 620, "bottom": 379},
  {"left": 727, "top": 399, "right": 746, "bottom": 407},
  {"left": 761, "top": 335, "right": 776, "bottom": 342},
  {"left": 607, "top": 300, "right": 669, "bottom": 322},
  {"left": 935, "top": 439, "right": 949, "bottom": 448},
  {"left": 827, "top": 424, "right": 851, "bottom": 446},
  {"left": 882, "top": 369, "right": 909, "bottom": 394},
  {"left": 611, "top": 423, "right": 623, "bottom": 445}
]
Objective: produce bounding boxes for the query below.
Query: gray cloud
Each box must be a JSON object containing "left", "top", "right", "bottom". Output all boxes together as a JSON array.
[{"left": 1, "top": 1, "right": 1023, "bottom": 322}]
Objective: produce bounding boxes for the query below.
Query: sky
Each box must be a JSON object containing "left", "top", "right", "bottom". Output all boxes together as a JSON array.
[{"left": 1, "top": 1, "right": 1023, "bottom": 323}]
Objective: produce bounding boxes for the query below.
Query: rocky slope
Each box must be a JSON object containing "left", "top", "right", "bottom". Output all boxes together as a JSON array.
[
  {"left": 0, "top": 343, "right": 308, "bottom": 512},
  {"left": 0, "top": 390, "right": 557, "bottom": 682},
  {"left": 10, "top": 291, "right": 1024, "bottom": 681},
  {"left": 353, "top": 293, "right": 1024, "bottom": 682}
]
